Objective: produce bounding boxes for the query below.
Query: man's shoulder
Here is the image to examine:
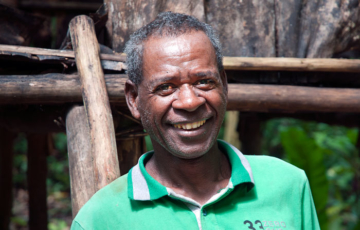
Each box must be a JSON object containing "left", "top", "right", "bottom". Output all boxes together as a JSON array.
[
  {"left": 72, "top": 174, "right": 131, "bottom": 229},
  {"left": 245, "top": 155, "right": 307, "bottom": 182}
]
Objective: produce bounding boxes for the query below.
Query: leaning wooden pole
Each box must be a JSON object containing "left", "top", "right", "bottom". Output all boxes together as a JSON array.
[{"left": 69, "top": 16, "right": 120, "bottom": 191}]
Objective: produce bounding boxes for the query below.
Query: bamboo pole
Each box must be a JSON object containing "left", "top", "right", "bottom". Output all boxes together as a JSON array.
[
  {"left": 2, "top": 73, "right": 360, "bottom": 113},
  {"left": 69, "top": 15, "right": 120, "bottom": 190}
]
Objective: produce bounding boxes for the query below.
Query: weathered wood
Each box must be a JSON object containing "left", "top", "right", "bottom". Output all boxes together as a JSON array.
[
  {"left": 4, "top": 44, "right": 360, "bottom": 72},
  {"left": 0, "top": 127, "right": 15, "bottom": 230},
  {"left": 223, "top": 57, "right": 360, "bottom": 72},
  {"left": 2, "top": 73, "right": 360, "bottom": 113},
  {"left": 0, "top": 44, "right": 126, "bottom": 71},
  {"left": 206, "top": 0, "right": 360, "bottom": 59},
  {"left": 227, "top": 84, "right": 360, "bottom": 113},
  {"left": 206, "top": 0, "right": 276, "bottom": 57},
  {"left": 105, "top": 0, "right": 205, "bottom": 52},
  {"left": 66, "top": 106, "right": 97, "bottom": 218},
  {"left": 69, "top": 15, "right": 120, "bottom": 189},
  {"left": 0, "top": 44, "right": 126, "bottom": 62},
  {"left": 27, "top": 133, "right": 48, "bottom": 230},
  {"left": 0, "top": 74, "right": 127, "bottom": 104}
]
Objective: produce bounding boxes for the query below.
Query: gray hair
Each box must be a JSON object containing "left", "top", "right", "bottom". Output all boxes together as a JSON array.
[{"left": 124, "top": 11, "right": 223, "bottom": 85}]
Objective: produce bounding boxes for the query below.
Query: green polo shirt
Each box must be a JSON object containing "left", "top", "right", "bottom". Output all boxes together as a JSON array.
[{"left": 71, "top": 140, "right": 320, "bottom": 230}]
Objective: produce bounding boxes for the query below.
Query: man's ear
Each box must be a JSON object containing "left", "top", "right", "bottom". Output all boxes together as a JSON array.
[
  {"left": 220, "top": 70, "right": 228, "bottom": 97},
  {"left": 125, "top": 80, "right": 141, "bottom": 120}
]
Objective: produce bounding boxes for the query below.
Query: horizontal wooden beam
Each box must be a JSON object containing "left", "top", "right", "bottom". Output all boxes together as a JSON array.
[
  {"left": 0, "top": 44, "right": 126, "bottom": 62},
  {"left": 227, "top": 84, "right": 360, "bottom": 113},
  {"left": 223, "top": 57, "right": 360, "bottom": 72},
  {"left": 0, "top": 74, "right": 126, "bottom": 104},
  {"left": 2, "top": 45, "right": 360, "bottom": 72},
  {"left": 2, "top": 74, "right": 360, "bottom": 113}
]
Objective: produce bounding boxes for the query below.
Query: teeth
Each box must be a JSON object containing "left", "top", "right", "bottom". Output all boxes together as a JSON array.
[{"left": 173, "top": 120, "right": 206, "bottom": 130}]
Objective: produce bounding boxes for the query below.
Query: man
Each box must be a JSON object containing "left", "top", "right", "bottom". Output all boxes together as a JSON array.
[{"left": 71, "top": 12, "right": 320, "bottom": 230}]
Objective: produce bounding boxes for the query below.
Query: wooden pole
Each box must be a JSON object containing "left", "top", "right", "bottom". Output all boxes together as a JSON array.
[
  {"left": 27, "top": 134, "right": 48, "bottom": 230},
  {"left": 2, "top": 74, "right": 360, "bottom": 113},
  {"left": 0, "top": 44, "right": 126, "bottom": 62},
  {"left": 0, "top": 74, "right": 127, "bottom": 105},
  {"left": 223, "top": 57, "right": 360, "bottom": 72},
  {"left": 69, "top": 15, "right": 120, "bottom": 190},
  {"left": 66, "top": 106, "right": 96, "bottom": 218},
  {"left": 0, "top": 127, "right": 15, "bottom": 230},
  {"left": 226, "top": 84, "right": 360, "bottom": 113}
]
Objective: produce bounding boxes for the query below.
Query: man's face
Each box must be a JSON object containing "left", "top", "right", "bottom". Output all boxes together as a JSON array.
[{"left": 126, "top": 31, "right": 227, "bottom": 159}]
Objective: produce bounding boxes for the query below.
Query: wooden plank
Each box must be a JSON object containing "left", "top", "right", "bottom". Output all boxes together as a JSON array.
[
  {"left": 2, "top": 73, "right": 360, "bottom": 113},
  {"left": 223, "top": 57, "right": 360, "bottom": 72},
  {"left": 0, "top": 127, "right": 15, "bottom": 230},
  {"left": 27, "top": 134, "right": 48, "bottom": 230},
  {"left": 66, "top": 106, "right": 97, "bottom": 218},
  {"left": 69, "top": 15, "right": 120, "bottom": 190},
  {"left": 0, "top": 44, "right": 126, "bottom": 62}
]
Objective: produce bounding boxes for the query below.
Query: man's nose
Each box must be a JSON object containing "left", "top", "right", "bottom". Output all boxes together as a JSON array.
[{"left": 172, "top": 85, "right": 205, "bottom": 112}]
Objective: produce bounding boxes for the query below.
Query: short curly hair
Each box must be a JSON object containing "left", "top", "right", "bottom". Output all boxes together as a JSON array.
[{"left": 124, "top": 11, "right": 223, "bottom": 85}]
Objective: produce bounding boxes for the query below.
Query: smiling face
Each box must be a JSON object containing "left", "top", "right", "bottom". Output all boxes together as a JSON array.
[{"left": 125, "top": 31, "right": 228, "bottom": 159}]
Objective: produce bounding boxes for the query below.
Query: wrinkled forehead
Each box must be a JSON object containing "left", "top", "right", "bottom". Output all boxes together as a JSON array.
[{"left": 142, "top": 31, "right": 216, "bottom": 64}]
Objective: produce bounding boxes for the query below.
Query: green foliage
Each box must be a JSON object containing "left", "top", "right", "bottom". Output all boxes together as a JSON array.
[
  {"left": 47, "top": 133, "right": 70, "bottom": 194},
  {"left": 263, "top": 118, "right": 360, "bottom": 230},
  {"left": 48, "top": 219, "right": 68, "bottom": 230},
  {"left": 13, "top": 134, "right": 28, "bottom": 188}
]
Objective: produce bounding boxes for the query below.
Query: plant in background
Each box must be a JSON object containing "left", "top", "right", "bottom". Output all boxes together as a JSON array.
[{"left": 263, "top": 118, "right": 360, "bottom": 230}]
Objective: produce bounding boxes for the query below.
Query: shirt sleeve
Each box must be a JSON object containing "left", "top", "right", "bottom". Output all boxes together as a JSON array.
[{"left": 302, "top": 177, "right": 321, "bottom": 230}]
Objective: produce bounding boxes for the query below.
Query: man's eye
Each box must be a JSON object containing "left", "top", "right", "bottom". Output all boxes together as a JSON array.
[
  {"left": 196, "top": 79, "right": 215, "bottom": 86},
  {"left": 154, "top": 84, "right": 175, "bottom": 95},
  {"left": 157, "top": 84, "right": 173, "bottom": 91}
]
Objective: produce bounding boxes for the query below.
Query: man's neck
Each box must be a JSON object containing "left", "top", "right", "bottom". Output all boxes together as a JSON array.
[{"left": 145, "top": 141, "right": 231, "bottom": 205}]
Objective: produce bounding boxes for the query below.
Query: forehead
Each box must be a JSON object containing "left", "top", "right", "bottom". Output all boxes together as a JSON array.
[{"left": 141, "top": 31, "right": 217, "bottom": 80}]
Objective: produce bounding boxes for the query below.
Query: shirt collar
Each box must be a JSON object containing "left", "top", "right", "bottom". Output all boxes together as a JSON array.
[{"left": 128, "top": 140, "right": 255, "bottom": 201}]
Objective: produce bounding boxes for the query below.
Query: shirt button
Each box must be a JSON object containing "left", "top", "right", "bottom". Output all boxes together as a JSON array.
[{"left": 203, "top": 209, "right": 207, "bottom": 216}]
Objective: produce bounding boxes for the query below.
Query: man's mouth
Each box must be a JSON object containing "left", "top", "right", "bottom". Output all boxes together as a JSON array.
[{"left": 173, "top": 119, "right": 206, "bottom": 130}]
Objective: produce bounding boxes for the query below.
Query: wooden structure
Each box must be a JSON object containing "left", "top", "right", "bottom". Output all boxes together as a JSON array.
[{"left": 0, "top": 0, "right": 360, "bottom": 229}]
